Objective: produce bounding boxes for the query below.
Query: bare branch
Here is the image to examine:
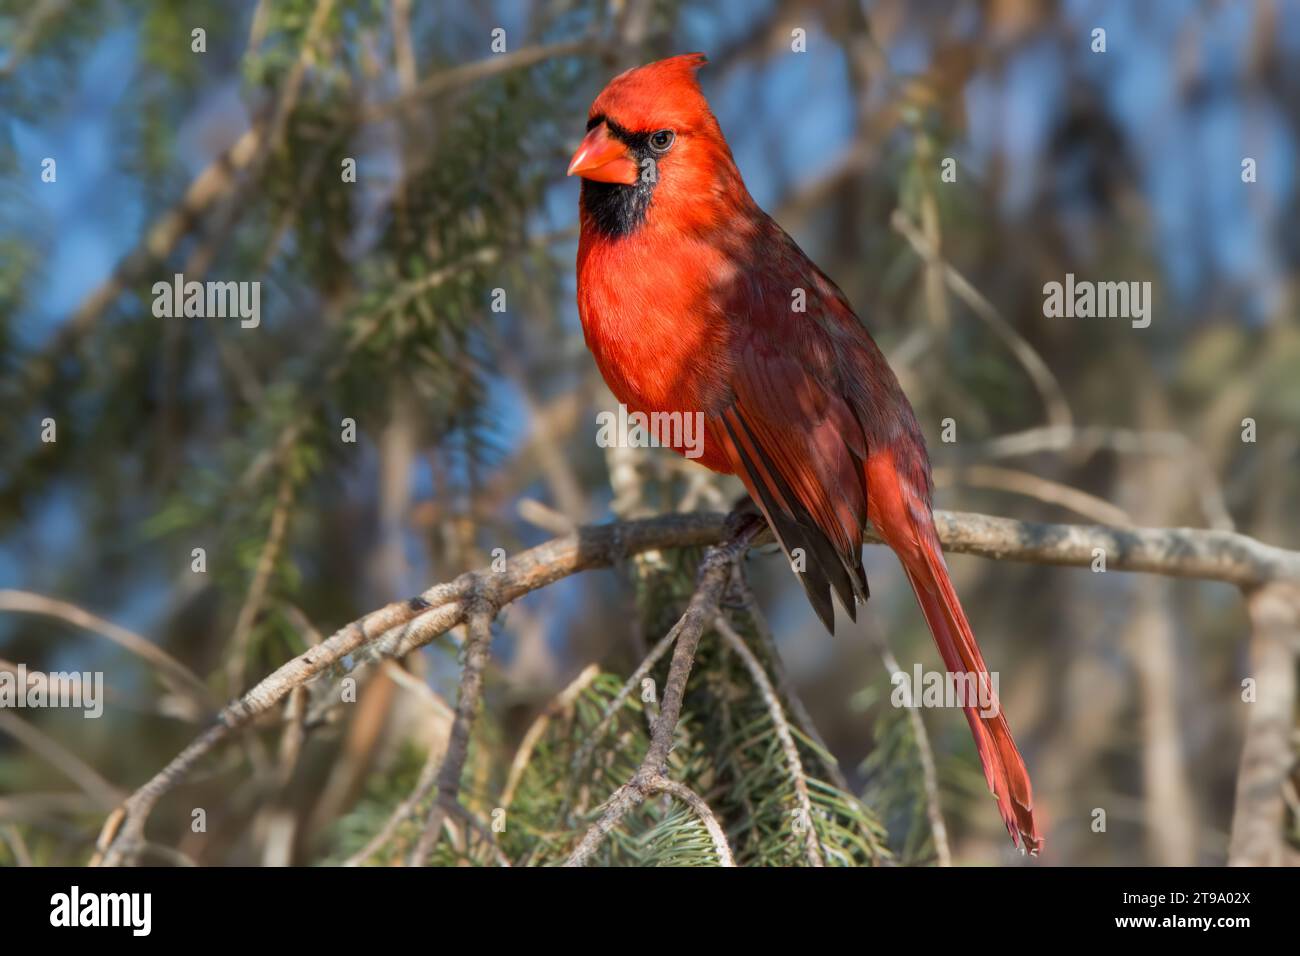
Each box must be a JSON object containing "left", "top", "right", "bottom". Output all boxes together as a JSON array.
[
  {"left": 227, "top": 471, "right": 296, "bottom": 693},
  {"left": 0, "top": 590, "right": 212, "bottom": 712},
  {"left": 933, "top": 464, "right": 1133, "bottom": 527},
  {"left": 974, "top": 424, "right": 1235, "bottom": 531},
  {"left": 926, "top": 510, "right": 1300, "bottom": 585},
  {"left": 1228, "top": 582, "right": 1300, "bottom": 865},
  {"left": 408, "top": 608, "right": 494, "bottom": 866},
  {"left": 0, "top": 711, "right": 122, "bottom": 810}
]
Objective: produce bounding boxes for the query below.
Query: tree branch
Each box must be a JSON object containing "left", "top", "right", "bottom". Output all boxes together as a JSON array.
[
  {"left": 926, "top": 510, "right": 1300, "bottom": 585},
  {"left": 0, "top": 590, "right": 212, "bottom": 714},
  {"left": 714, "top": 615, "right": 825, "bottom": 867},
  {"left": 867, "top": 636, "right": 953, "bottom": 867},
  {"left": 563, "top": 515, "right": 766, "bottom": 866},
  {"left": 408, "top": 607, "right": 494, "bottom": 866},
  {"left": 644, "top": 777, "right": 735, "bottom": 867},
  {"left": 0, "top": 711, "right": 122, "bottom": 811},
  {"left": 502, "top": 664, "right": 600, "bottom": 809},
  {"left": 227, "top": 470, "right": 296, "bottom": 693},
  {"left": 88, "top": 506, "right": 1300, "bottom": 865},
  {"left": 1228, "top": 582, "right": 1300, "bottom": 865}
]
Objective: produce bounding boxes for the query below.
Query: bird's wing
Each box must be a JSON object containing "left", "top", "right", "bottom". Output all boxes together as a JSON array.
[
  {"left": 710, "top": 331, "right": 871, "bottom": 632},
  {"left": 703, "top": 230, "right": 1040, "bottom": 848}
]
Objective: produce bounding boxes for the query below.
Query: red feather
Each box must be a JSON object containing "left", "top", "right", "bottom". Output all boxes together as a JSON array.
[{"left": 571, "top": 54, "right": 1040, "bottom": 853}]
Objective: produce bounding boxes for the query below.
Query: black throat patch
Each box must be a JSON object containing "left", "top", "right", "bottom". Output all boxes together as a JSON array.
[{"left": 579, "top": 116, "right": 659, "bottom": 239}]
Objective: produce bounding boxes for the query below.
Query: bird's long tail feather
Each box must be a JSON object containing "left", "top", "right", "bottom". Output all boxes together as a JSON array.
[{"left": 868, "top": 455, "right": 1041, "bottom": 853}]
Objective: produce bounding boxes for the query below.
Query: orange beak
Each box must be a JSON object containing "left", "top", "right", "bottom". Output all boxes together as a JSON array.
[{"left": 567, "top": 122, "right": 638, "bottom": 185}]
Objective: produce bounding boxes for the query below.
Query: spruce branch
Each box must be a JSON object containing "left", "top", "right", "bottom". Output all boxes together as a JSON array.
[
  {"left": 342, "top": 736, "right": 441, "bottom": 867},
  {"left": 86, "top": 506, "right": 1300, "bottom": 865},
  {"left": 502, "top": 664, "right": 601, "bottom": 809},
  {"left": 562, "top": 514, "right": 767, "bottom": 867},
  {"left": 714, "top": 615, "right": 825, "bottom": 867},
  {"left": 866, "top": 634, "right": 952, "bottom": 866},
  {"left": 642, "top": 778, "right": 735, "bottom": 867},
  {"left": 732, "top": 573, "right": 849, "bottom": 791}
]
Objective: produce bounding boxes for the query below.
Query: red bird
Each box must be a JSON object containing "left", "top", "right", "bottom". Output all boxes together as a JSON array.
[{"left": 568, "top": 53, "right": 1040, "bottom": 853}]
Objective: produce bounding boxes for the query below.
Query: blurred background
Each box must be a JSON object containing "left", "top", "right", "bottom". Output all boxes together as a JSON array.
[{"left": 1, "top": 0, "right": 1298, "bottom": 866}]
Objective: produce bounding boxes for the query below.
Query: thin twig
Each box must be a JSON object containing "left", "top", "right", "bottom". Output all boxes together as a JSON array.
[
  {"left": 502, "top": 664, "right": 600, "bottom": 808},
  {"left": 732, "top": 575, "right": 849, "bottom": 791},
  {"left": 343, "top": 739, "right": 442, "bottom": 866},
  {"left": 1228, "top": 582, "right": 1300, "bottom": 865},
  {"left": 571, "top": 624, "right": 682, "bottom": 775},
  {"left": 892, "top": 209, "right": 1073, "bottom": 429},
  {"left": 974, "top": 424, "right": 1234, "bottom": 531},
  {"left": 644, "top": 777, "right": 735, "bottom": 867},
  {"left": 382, "top": 661, "right": 455, "bottom": 720},
  {"left": 868, "top": 637, "right": 953, "bottom": 867},
  {"left": 714, "top": 615, "right": 824, "bottom": 867},
  {"left": 933, "top": 464, "right": 1133, "bottom": 527},
  {"left": 409, "top": 608, "right": 494, "bottom": 866},
  {"left": 1, "top": 825, "right": 34, "bottom": 867},
  {"left": 368, "top": 37, "right": 600, "bottom": 122},
  {"left": 0, "top": 590, "right": 212, "bottom": 712},
  {"left": 227, "top": 471, "right": 296, "bottom": 693},
  {"left": 446, "top": 802, "right": 512, "bottom": 868},
  {"left": 0, "top": 712, "right": 122, "bottom": 810}
]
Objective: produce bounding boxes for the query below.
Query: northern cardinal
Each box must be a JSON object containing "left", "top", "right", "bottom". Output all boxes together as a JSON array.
[{"left": 568, "top": 54, "right": 1039, "bottom": 853}]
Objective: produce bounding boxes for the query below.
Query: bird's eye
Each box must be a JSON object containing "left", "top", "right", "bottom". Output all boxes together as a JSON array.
[{"left": 649, "top": 129, "right": 675, "bottom": 152}]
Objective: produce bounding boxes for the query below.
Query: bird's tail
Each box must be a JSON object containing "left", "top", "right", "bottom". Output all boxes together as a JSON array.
[{"left": 867, "top": 454, "right": 1041, "bottom": 853}]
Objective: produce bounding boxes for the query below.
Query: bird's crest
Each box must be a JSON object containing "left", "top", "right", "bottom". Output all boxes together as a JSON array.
[{"left": 589, "top": 53, "right": 713, "bottom": 133}]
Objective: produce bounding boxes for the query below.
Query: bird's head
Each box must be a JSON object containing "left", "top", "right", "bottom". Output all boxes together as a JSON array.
[{"left": 568, "top": 53, "right": 745, "bottom": 237}]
